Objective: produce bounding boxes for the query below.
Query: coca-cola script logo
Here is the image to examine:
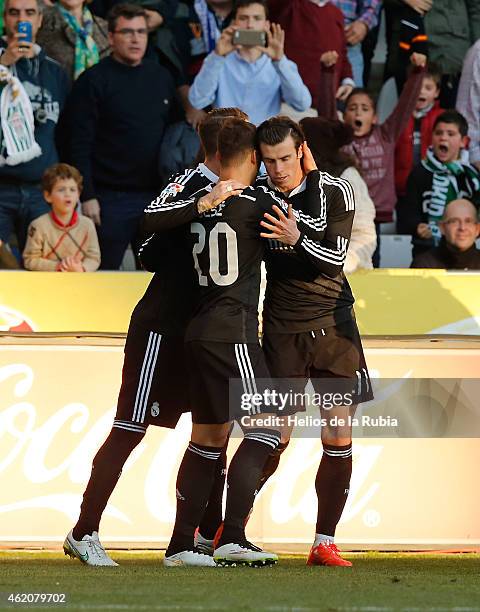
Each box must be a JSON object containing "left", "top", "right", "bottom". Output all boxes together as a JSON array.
[
  {"left": 0, "top": 363, "right": 383, "bottom": 535},
  {"left": 0, "top": 305, "right": 35, "bottom": 332}
]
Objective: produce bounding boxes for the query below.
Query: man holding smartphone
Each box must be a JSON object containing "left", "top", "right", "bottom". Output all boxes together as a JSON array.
[
  {"left": 0, "top": 0, "right": 68, "bottom": 256},
  {"left": 188, "top": 0, "right": 311, "bottom": 125}
]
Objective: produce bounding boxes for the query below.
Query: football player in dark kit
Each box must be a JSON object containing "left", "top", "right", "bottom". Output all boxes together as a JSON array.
[
  {"left": 63, "top": 108, "right": 248, "bottom": 567},
  {"left": 142, "top": 118, "right": 327, "bottom": 567},
  {"left": 256, "top": 116, "right": 373, "bottom": 567}
]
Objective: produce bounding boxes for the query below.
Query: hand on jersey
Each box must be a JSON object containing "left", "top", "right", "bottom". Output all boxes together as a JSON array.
[
  {"left": 260, "top": 204, "right": 300, "bottom": 245},
  {"left": 197, "top": 180, "right": 245, "bottom": 213}
]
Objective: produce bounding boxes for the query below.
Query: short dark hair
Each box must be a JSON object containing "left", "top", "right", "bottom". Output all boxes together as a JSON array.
[
  {"left": 107, "top": 3, "right": 147, "bottom": 33},
  {"left": 256, "top": 116, "right": 304, "bottom": 151},
  {"left": 199, "top": 108, "right": 249, "bottom": 157},
  {"left": 345, "top": 87, "right": 376, "bottom": 110},
  {"left": 42, "top": 163, "right": 83, "bottom": 194},
  {"left": 300, "top": 117, "right": 357, "bottom": 176},
  {"left": 434, "top": 110, "right": 469, "bottom": 137},
  {"left": 5, "top": 0, "right": 43, "bottom": 14},
  {"left": 406, "top": 61, "right": 442, "bottom": 87},
  {"left": 424, "top": 62, "right": 442, "bottom": 87},
  {"left": 233, "top": 0, "right": 269, "bottom": 18},
  {"left": 217, "top": 118, "right": 257, "bottom": 165}
]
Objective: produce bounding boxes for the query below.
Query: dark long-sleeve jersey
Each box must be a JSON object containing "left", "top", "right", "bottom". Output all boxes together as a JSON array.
[
  {"left": 142, "top": 172, "right": 327, "bottom": 343},
  {"left": 257, "top": 172, "right": 356, "bottom": 333},
  {"left": 131, "top": 163, "right": 218, "bottom": 335}
]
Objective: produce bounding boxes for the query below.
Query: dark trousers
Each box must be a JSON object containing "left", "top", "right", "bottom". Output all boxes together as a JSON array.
[
  {"left": 96, "top": 188, "right": 158, "bottom": 270},
  {"left": 0, "top": 183, "right": 49, "bottom": 254}
]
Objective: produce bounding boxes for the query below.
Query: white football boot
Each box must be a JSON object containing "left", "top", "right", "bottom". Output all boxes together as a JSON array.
[
  {"left": 163, "top": 550, "right": 217, "bottom": 567},
  {"left": 63, "top": 530, "right": 118, "bottom": 567},
  {"left": 214, "top": 541, "right": 278, "bottom": 567}
]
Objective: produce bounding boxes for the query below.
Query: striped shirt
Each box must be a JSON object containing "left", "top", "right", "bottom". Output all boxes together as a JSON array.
[
  {"left": 259, "top": 171, "right": 357, "bottom": 333},
  {"left": 329, "top": 0, "right": 380, "bottom": 30}
]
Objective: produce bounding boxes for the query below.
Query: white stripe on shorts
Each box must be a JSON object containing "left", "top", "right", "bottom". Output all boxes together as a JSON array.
[
  {"left": 113, "top": 419, "right": 147, "bottom": 434},
  {"left": 132, "top": 332, "right": 162, "bottom": 423},
  {"left": 235, "top": 343, "right": 259, "bottom": 396}
]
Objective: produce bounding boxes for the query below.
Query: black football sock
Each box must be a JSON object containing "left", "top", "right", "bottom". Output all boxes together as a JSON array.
[
  {"left": 219, "top": 429, "right": 280, "bottom": 546},
  {"left": 72, "top": 427, "right": 145, "bottom": 541},
  {"left": 315, "top": 443, "right": 353, "bottom": 537},
  {"left": 257, "top": 441, "right": 289, "bottom": 493},
  {"left": 198, "top": 441, "right": 228, "bottom": 539},
  {"left": 166, "top": 442, "right": 222, "bottom": 556}
]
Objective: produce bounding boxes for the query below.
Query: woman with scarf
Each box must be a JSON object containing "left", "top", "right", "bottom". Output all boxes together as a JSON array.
[{"left": 37, "top": 0, "right": 109, "bottom": 81}]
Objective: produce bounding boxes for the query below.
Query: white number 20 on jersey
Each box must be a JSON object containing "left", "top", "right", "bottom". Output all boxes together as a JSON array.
[{"left": 191, "top": 222, "right": 239, "bottom": 286}]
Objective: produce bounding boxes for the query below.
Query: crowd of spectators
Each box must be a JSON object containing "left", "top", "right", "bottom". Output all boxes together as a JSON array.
[{"left": 0, "top": 0, "right": 479, "bottom": 272}]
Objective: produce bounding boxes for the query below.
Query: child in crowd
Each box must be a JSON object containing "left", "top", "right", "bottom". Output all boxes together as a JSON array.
[
  {"left": 402, "top": 110, "right": 480, "bottom": 257},
  {"left": 395, "top": 63, "right": 444, "bottom": 233},
  {"left": 300, "top": 116, "right": 376, "bottom": 273},
  {"left": 23, "top": 164, "right": 100, "bottom": 271},
  {"left": 341, "top": 52, "right": 426, "bottom": 266}
]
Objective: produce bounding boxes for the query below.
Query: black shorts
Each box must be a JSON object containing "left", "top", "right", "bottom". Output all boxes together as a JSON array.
[
  {"left": 263, "top": 318, "right": 373, "bottom": 407},
  {"left": 186, "top": 340, "right": 272, "bottom": 424},
  {"left": 113, "top": 327, "right": 189, "bottom": 433}
]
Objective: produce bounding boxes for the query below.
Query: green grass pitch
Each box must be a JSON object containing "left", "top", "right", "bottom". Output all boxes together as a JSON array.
[{"left": 1, "top": 551, "right": 479, "bottom": 611}]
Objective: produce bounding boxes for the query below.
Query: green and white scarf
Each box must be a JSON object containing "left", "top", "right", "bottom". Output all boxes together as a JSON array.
[
  {"left": 59, "top": 4, "right": 99, "bottom": 79},
  {"left": 0, "top": 64, "right": 42, "bottom": 166},
  {"left": 422, "top": 147, "right": 480, "bottom": 242}
]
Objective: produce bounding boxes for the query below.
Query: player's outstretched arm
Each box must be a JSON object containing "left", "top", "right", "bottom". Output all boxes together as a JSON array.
[{"left": 142, "top": 180, "right": 245, "bottom": 235}]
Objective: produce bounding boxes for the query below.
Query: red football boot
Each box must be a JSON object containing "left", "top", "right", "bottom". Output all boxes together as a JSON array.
[
  {"left": 213, "top": 523, "right": 224, "bottom": 550},
  {"left": 307, "top": 542, "right": 352, "bottom": 567}
]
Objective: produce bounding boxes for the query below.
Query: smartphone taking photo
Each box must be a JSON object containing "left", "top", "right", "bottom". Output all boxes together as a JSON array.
[
  {"left": 18, "top": 21, "right": 33, "bottom": 45},
  {"left": 232, "top": 29, "right": 267, "bottom": 47}
]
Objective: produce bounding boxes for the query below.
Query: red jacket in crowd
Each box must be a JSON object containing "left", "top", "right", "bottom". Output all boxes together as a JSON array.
[
  {"left": 394, "top": 101, "right": 444, "bottom": 196},
  {"left": 269, "top": 0, "right": 352, "bottom": 109}
]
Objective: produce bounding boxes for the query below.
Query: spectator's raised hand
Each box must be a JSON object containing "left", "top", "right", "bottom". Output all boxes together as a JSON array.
[
  {"left": 410, "top": 52, "right": 427, "bottom": 68},
  {"left": 260, "top": 23, "right": 285, "bottom": 62},
  {"left": 82, "top": 198, "right": 101, "bottom": 226},
  {"left": 320, "top": 51, "right": 339, "bottom": 67},
  {"left": 336, "top": 84, "right": 353, "bottom": 101},
  {"left": 215, "top": 26, "right": 237, "bottom": 57},
  {"left": 345, "top": 20, "right": 368, "bottom": 46},
  {"left": 144, "top": 9, "right": 164, "bottom": 32},
  {"left": 0, "top": 33, "right": 35, "bottom": 66},
  {"left": 404, "top": 0, "right": 432, "bottom": 15}
]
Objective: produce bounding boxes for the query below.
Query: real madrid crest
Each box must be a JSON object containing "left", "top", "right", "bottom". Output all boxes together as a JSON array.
[{"left": 151, "top": 401, "right": 160, "bottom": 417}]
